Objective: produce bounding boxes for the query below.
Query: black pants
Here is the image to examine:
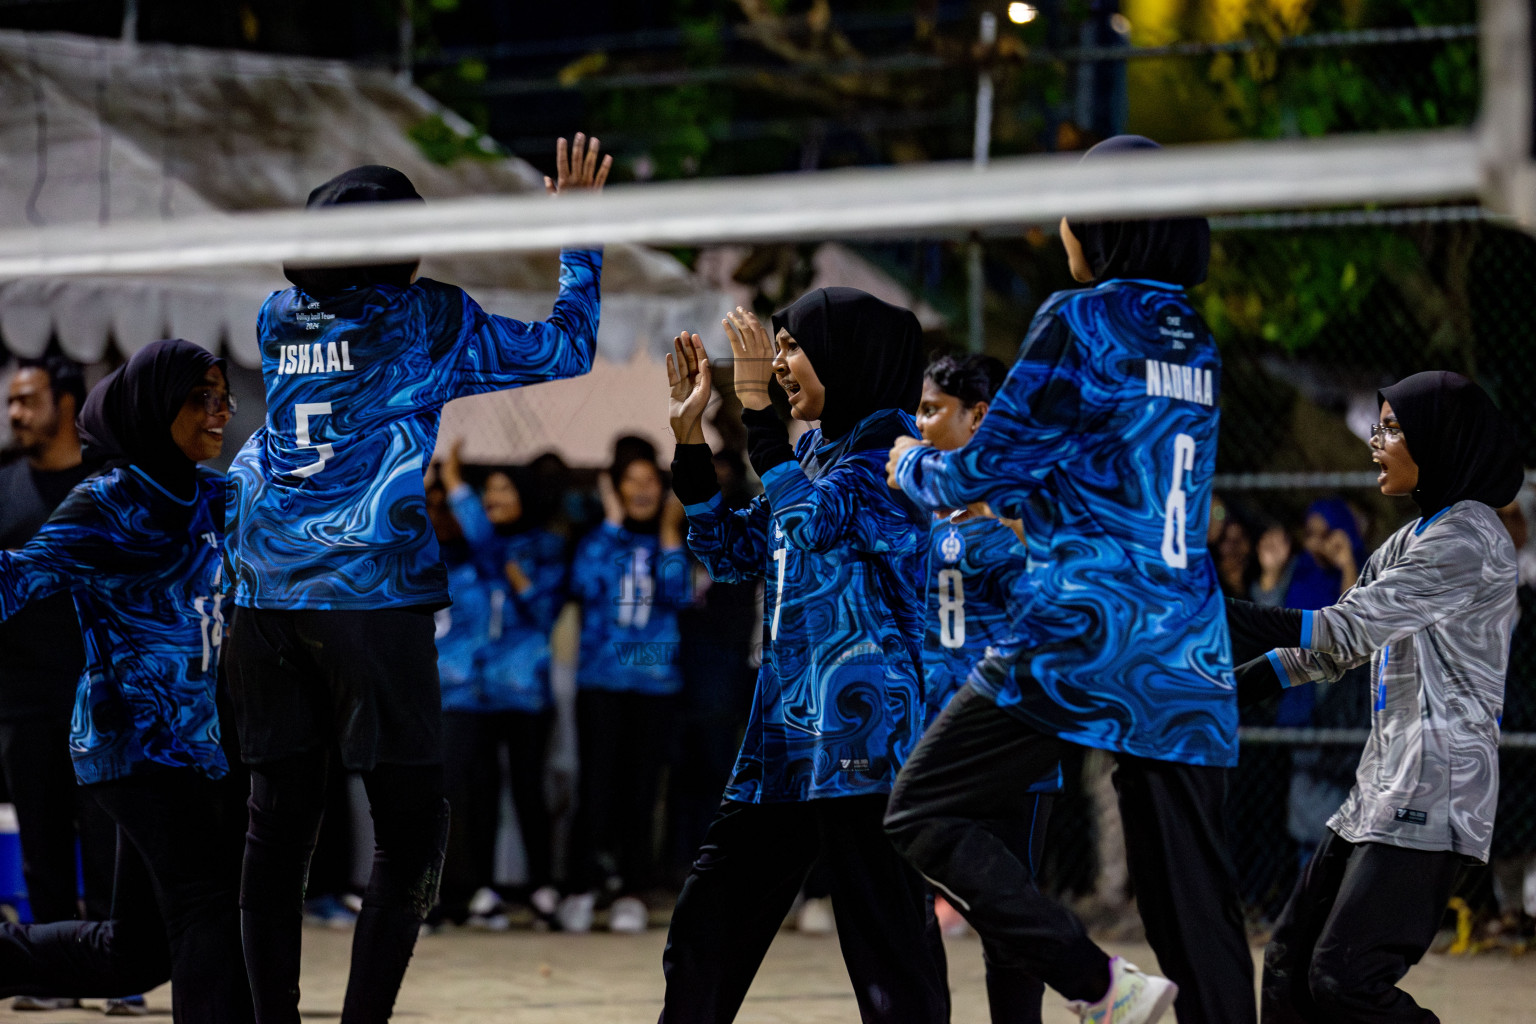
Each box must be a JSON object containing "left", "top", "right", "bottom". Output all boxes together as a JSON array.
[
  {"left": 660, "top": 795, "right": 950, "bottom": 1024},
  {"left": 240, "top": 750, "right": 448, "bottom": 1024},
  {"left": 1262, "top": 830, "right": 1463, "bottom": 1023},
  {"left": 227, "top": 608, "right": 448, "bottom": 1024},
  {"left": 441, "top": 709, "right": 554, "bottom": 910},
  {"left": 570, "top": 689, "right": 675, "bottom": 896},
  {"left": 885, "top": 684, "right": 1256, "bottom": 1024},
  {"left": 0, "top": 715, "right": 112, "bottom": 924},
  {"left": 0, "top": 768, "right": 253, "bottom": 1023}
]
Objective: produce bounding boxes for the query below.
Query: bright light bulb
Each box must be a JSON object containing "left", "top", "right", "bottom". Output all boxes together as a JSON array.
[{"left": 1007, "top": 3, "right": 1039, "bottom": 25}]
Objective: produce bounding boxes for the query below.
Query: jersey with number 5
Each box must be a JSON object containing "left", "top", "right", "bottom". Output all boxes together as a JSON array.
[
  {"left": 228, "top": 249, "right": 600, "bottom": 610},
  {"left": 894, "top": 279, "right": 1237, "bottom": 767}
]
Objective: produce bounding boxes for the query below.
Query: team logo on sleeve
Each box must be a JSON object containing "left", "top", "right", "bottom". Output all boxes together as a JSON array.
[{"left": 939, "top": 527, "right": 965, "bottom": 564}]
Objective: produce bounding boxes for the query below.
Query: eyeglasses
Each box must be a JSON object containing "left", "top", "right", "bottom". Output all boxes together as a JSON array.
[
  {"left": 1369, "top": 422, "right": 1403, "bottom": 444},
  {"left": 188, "top": 388, "right": 237, "bottom": 416}
]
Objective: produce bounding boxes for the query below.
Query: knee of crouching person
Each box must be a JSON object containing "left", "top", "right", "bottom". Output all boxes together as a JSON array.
[{"left": 1306, "top": 951, "right": 1362, "bottom": 1016}]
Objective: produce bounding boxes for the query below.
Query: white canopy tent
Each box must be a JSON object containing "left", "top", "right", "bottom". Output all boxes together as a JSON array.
[{"left": 0, "top": 29, "right": 733, "bottom": 464}]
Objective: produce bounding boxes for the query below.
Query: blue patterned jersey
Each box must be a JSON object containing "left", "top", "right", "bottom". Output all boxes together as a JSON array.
[
  {"left": 570, "top": 523, "right": 691, "bottom": 696},
  {"left": 440, "top": 485, "right": 566, "bottom": 714},
  {"left": 434, "top": 547, "right": 490, "bottom": 710},
  {"left": 686, "top": 410, "right": 929, "bottom": 803},
  {"left": 0, "top": 467, "right": 228, "bottom": 785},
  {"left": 896, "top": 280, "right": 1238, "bottom": 767},
  {"left": 924, "top": 514, "right": 1062, "bottom": 792},
  {"left": 228, "top": 250, "right": 600, "bottom": 611}
]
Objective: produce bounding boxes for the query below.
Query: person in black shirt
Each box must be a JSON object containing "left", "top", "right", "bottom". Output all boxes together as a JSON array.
[{"left": 0, "top": 355, "right": 109, "bottom": 1011}]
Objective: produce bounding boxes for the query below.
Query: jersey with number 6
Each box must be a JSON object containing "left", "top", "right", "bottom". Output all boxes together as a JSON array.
[
  {"left": 894, "top": 279, "right": 1237, "bottom": 767},
  {"left": 228, "top": 249, "right": 600, "bottom": 610}
]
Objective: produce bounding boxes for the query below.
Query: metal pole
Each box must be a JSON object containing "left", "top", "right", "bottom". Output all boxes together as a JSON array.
[
  {"left": 121, "top": 0, "right": 138, "bottom": 45},
  {"left": 968, "top": 11, "right": 997, "bottom": 354},
  {"left": 396, "top": 0, "right": 415, "bottom": 87}
]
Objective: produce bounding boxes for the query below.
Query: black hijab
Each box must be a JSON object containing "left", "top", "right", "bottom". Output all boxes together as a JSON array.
[
  {"left": 769, "top": 287, "right": 924, "bottom": 441},
  {"left": 1066, "top": 135, "right": 1210, "bottom": 287},
  {"left": 78, "top": 339, "right": 222, "bottom": 499},
  {"left": 283, "top": 165, "right": 424, "bottom": 299},
  {"left": 1378, "top": 371, "right": 1523, "bottom": 519}
]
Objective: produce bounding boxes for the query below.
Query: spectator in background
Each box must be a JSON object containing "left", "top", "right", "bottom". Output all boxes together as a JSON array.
[
  {"left": 1288, "top": 498, "right": 1363, "bottom": 608},
  {"left": 0, "top": 356, "right": 115, "bottom": 1012},
  {"left": 436, "top": 442, "right": 568, "bottom": 929},
  {"left": 562, "top": 437, "right": 691, "bottom": 934},
  {"left": 1215, "top": 511, "right": 1254, "bottom": 599},
  {"left": 1249, "top": 520, "right": 1295, "bottom": 608}
]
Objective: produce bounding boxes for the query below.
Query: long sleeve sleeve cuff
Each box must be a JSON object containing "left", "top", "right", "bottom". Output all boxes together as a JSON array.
[
  {"left": 1224, "top": 598, "right": 1304, "bottom": 665},
  {"left": 1236, "top": 654, "right": 1287, "bottom": 709},
  {"left": 742, "top": 406, "right": 796, "bottom": 478},
  {"left": 670, "top": 443, "right": 720, "bottom": 507}
]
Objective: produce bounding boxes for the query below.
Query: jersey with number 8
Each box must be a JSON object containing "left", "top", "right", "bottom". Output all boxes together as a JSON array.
[{"left": 228, "top": 249, "right": 601, "bottom": 610}]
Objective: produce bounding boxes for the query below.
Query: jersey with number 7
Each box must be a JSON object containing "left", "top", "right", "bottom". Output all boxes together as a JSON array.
[
  {"left": 893, "top": 279, "right": 1237, "bottom": 767},
  {"left": 227, "top": 249, "right": 601, "bottom": 610}
]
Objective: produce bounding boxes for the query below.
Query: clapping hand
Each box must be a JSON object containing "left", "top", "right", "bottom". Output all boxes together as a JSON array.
[
  {"left": 722, "top": 308, "right": 775, "bottom": 412},
  {"left": 667, "top": 332, "right": 713, "bottom": 445}
]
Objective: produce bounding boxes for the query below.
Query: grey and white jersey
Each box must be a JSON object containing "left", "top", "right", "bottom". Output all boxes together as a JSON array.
[{"left": 1273, "top": 501, "right": 1517, "bottom": 862}]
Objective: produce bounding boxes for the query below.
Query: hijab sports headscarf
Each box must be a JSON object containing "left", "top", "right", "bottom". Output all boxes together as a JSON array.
[
  {"left": 283, "top": 165, "right": 424, "bottom": 299},
  {"left": 1066, "top": 135, "right": 1211, "bottom": 287},
  {"left": 1379, "top": 371, "right": 1523, "bottom": 519},
  {"left": 78, "top": 339, "right": 222, "bottom": 498},
  {"left": 769, "top": 287, "right": 924, "bottom": 441}
]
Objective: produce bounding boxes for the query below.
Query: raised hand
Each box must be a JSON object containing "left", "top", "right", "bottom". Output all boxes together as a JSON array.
[
  {"left": 723, "top": 307, "right": 774, "bottom": 412},
  {"left": 667, "top": 331, "right": 713, "bottom": 445},
  {"left": 544, "top": 133, "right": 613, "bottom": 195}
]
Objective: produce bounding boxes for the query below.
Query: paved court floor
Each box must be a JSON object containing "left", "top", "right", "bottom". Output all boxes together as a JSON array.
[{"left": 2, "top": 923, "right": 1532, "bottom": 1022}]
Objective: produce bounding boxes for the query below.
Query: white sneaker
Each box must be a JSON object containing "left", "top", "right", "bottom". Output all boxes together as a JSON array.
[
  {"left": 556, "top": 891, "right": 596, "bottom": 933},
  {"left": 608, "top": 895, "right": 648, "bottom": 934},
  {"left": 1067, "top": 957, "right": 1178, "bottom": 1024},
  {"left": 795, "top": 896, "right": 835, "bottom": 935},
  {"left": 467, "top": 886, "right": 503, "bottom": 918},
  {"left": 530, "top": 885, "right": 560, "bottom": 918}
]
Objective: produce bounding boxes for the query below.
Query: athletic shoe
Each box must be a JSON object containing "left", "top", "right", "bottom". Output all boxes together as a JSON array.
[
  {"left": 11, "top": 996, "right": 82, "bottom": 1010},
  {"left": 466, "top": 912, "right": 512, "bottom": 932},
  {"left": 608, "top": 896, "right": 648, "bottom": 934},
  {"left": 1067, "top": 957, "right": 1178, "bottom": 1024},
  {"left": 303, "top": 894, "right": 358, "bottom": 930},
  {"left": 556, "top": 891, "right": 596, "bottom": 934},
  {"left": 530, "top": 885, "right": 560, "bottom": 919},
  {"left": 103, "top": 995, "right": 149, "bottom": 1016},
  {"left": 795, "top": 897, "right": 835, "bottom": 935},
  {"left": 467, "top": 886, "right": 503, "bottom": 919}
]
